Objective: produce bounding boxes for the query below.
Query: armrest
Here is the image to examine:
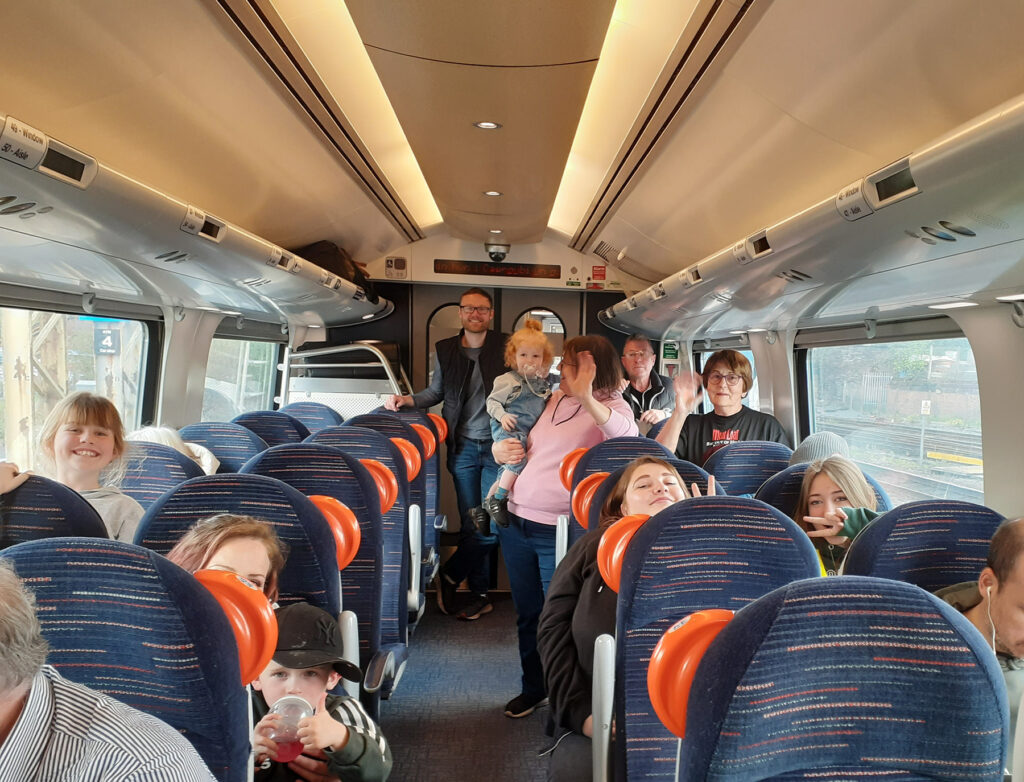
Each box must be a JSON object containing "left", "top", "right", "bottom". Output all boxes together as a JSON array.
[
  {"left": 408, "top": 504, "right": 422, "bottom": 612},
  {"left": 592, "top": 633, "right": 616, "bottom": 782},
  {"left": 337, "top": 610, "right": 360, "bottom": 699},
  {"left": 555, "top": 514, "right": 569, "bottom": 568},
  {"left": 363, "top": 649, "right": 397, "bottom": 694}
]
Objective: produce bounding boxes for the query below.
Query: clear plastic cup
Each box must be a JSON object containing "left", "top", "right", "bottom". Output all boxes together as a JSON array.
[{"left": 268, "top": 695, "right": 314, "bottom": 763}]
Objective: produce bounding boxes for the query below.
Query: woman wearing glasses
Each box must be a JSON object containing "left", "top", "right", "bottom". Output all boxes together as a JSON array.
[{"left": 655, "top": 348, "right": 788, "bottom": 465}]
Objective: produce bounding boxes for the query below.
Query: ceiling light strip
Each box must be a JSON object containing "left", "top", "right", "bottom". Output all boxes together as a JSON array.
[
  {"left": 569, "top": 0, "right": 759, "bottom": 251},
  {"left": 212, "top": 0, "right": 423, "bottom": 242}
]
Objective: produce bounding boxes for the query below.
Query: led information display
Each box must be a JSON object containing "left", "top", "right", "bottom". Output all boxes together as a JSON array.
[{"left": 434, "top": 259, "right": 561, "bottom": 279}]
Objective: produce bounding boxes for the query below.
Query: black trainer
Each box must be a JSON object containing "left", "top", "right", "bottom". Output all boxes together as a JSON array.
[
  {"left": 456, "top": 594, "right": 493, "bottom": 621},
  {"left": 482, "top": 494, "right": 510, "bottom": 528},
  {"left": 504, "top": 692, "right": 548, "bottom": 718},
  {"left": 435, "top": 573, "right": 459, "bottom": 615},
  {"left": 468, "top": 505, "right": 490, "bottom": 536}
]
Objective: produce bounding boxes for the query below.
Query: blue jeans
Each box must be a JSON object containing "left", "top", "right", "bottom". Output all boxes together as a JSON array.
[
  {"left": 444, "top": 438, "right": 499, "bottom": 595},
  {"left": 496, "top": 512, "right": 557, "bottom": 698}
]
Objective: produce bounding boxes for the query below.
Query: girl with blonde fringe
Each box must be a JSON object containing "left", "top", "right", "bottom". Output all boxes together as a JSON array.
[
  {"left": 477, "top": 319, "right": 555, "bottom": 531},
  {"left": 38, "top": 392, "right": 144, "bottom": 542}
]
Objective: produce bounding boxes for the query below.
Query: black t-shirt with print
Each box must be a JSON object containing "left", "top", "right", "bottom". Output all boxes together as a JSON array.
[{"left": 673, "top": 405, "right": 789, "bottom": 465}]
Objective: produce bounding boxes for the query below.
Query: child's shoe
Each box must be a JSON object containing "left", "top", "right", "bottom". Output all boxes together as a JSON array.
[
  {"left": 468, "top": 505, "right": 491, "bottom": 536},
  {"left": 482, "top": 495, "right": 510, "bottom": 528}
]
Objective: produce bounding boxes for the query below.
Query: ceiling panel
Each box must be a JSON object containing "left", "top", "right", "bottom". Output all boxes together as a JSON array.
[
  {"left": 604, "top": 0, "right": 1024, "bottom": 277},
  {"left": 0, "top": 0, "right": 405, "bottom": 261},
  {"left": 346, "top": 0, "right": 616, "bottom": 244}
]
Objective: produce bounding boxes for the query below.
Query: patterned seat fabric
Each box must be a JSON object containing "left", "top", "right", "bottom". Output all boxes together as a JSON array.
[
  {"left": 135, "top": 473, "right": 340, "bottom": 614},
  {"left": 122, "top": 441, "right": 204, "bottom": 510},
  {"left": 232, "top": 410, "right": 310, "bottom": 446},
  {"left": 571, "top": 436, "right": 675, "bottom": 490},
  {"left": 615, "top": 496, "right": 821, "bottom": 782},
  {"left": 567, "top": 436, "right": 676, "bottom": 545},
  {"left": 179, "top": 422, "right": 268, "bottom": 472},
  {"left": 241, "top": 444, "right": 400, "bottom": 716},
  {"left": 680, "top": 576, "right": 1007, "bottom": 781},
  {"left": 755, "top": 461, "right": 892, "bottom": 519},
  {"left": 0, "top": 474, "right": 107, "bottom": 549},
  {"left": 379, "top": 408, "right": 445, "bottom": 574},
  {"left": 843, "top": 499, "right": 1005, "bottom": 591},
  {"left": 701, "top": 439, "right": 794, "bottom": 496},
  {"left": 1, "top": 538, "right": 250, "bottom": 781},
  {"left": 348, "top": 412, "right": 438, "bottom": 593},
  {"left": 581, "top": 458, "right": 712, "bottom": 539},
  {"left": 281, "top": 401, "right": 345, "bottom": 432},
  {"left": 306, "top": 424, "right": 418, "bottom": 622}
]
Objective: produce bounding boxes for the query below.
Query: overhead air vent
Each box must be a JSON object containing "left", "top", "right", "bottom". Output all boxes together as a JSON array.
[
  {"left": 776, "top": 269, "right": 813, "bottom": 283},
  {"left": 906, "top": 219, "right": 977, "bottom": 246},
  {"left": 154, "top": 249, "right": 189, "bottom": 264}
]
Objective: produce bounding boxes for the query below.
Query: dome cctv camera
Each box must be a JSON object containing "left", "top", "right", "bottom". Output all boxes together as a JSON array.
[{"left": 485, "top": 242, "right": 510, "bottom": 262}]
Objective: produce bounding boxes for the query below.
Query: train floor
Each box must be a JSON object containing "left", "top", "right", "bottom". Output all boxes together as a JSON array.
[{"left": 381, "top": 592, "right": 550, "bottom": 781}]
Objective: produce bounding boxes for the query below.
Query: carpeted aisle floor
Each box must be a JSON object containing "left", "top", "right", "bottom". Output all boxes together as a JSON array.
[{"left": 379, "top": 593, "right": 550, "bottom": 781}]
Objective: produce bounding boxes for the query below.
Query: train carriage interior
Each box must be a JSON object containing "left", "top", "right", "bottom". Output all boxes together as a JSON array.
[{"left": 3, "top": 0, "right": 1024, "bottom": 779}]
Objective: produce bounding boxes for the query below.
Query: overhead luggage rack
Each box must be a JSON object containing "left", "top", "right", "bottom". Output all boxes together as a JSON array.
[{"left": 280, "top": 341, "right": 409, "bottom": 420}]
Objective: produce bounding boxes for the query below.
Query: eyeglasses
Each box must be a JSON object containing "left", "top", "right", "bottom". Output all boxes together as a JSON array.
[
  {"left": 707, "top": 372, "right": 742, "bottom": 387},
  {"left": 459, "top": 306, "right": 492, "bottom": 315},
  {"left": 623, "top": 351, "right": 654, "bottom": 360}
]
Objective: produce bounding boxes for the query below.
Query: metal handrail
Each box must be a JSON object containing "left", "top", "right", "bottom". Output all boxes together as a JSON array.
[{"left": 280, "top": 342, "right": 405, "bottom": 401}]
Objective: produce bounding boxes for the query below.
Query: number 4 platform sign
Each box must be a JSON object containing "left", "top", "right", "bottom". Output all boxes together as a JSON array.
[{"left": 95, "top": 328, "right": 120, "bottom": 356}]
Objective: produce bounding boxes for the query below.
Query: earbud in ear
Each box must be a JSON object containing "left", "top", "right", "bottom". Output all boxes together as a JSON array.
[{"left": 987, "top": 586, "right": 993, "bottom": 599}]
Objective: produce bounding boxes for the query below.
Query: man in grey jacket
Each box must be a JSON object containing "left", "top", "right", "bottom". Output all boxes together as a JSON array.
[{"left": 619, "top": 334, "right": 675, "bottom": 434}]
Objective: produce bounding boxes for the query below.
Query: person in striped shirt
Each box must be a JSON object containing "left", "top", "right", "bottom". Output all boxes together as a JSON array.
[{"left": 0, "top": 558, "right": 215, "bottom": 781}]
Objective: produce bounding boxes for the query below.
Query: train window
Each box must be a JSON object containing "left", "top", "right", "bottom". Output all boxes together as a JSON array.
[
  {"left": 202, "top": 338, "right": 277, "bottom": 420},
  {"left": 697, "top": 349, "right": 761, "bottom": 412},
  {"left": 807, "top": 337, "right": 982, "bottom": 505},
  {"left": 0, "top": 307, "right": 148, "bottom": 466},
  {"left": 512, "top": 308, "right": 565, "bottom": 374}
]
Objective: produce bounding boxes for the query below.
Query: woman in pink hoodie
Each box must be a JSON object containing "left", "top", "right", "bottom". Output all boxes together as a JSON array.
[{"left": 492, "top": 335, "right": 637, "bottom": 719}]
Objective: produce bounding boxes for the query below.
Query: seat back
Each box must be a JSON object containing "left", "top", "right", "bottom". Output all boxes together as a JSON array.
[
  {"left": 281, "top": 401, "right": 345, "bottom": 432},
  {"left": 571, "top": 436, "right": 675, "bottom": 491},
  {"left": 0, "top": 474, "right": 107, "bottom": 549},
  {"left": 700, "top": 439, "right": 793, "bottom": 495},
  {"left": 240, "top": 445, "right": 386, "bottom": 671},
  {"left": 347, "top": 412, "right": 438, "bottom": 590},
  {"left": 232, "top": 410, "right": 310, "bottom": 446},
  {"left": 1, "top": 538, "right": 250, "bottom": 781},
  {"left": 122, "top": 441, "right": 205, "bottom": 510},
  {"left": 576, "top": 458, "right": 712, "bottom": 546},
  {"left": 645, "top": 418, "right": 668, "bottom": 441},
  {"left": 179, "top": 422, "right": 268, "bottom": 472},
  {"left": 615, "top": 496, "right": 821, "bottom": 782},
  {"left": 679, "top": 576, "right": 1007, "bottom": 781},
  {"left": 135, "top": 473, "right": 340, "bottom": 614},
  {"left": 306, "top": 424, "right": 416, "bottom": 617},
  {"left": 379, "top": 407, "right": 443, "bottom": 524},
  {"left": 754, "top": 462, "right": 892, "bottom": 519},
  {"left": 843, "top": 499, "right": 1005, "bottom": 590}
]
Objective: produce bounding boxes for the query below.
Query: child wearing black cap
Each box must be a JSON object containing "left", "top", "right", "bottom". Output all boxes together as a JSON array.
[{"left": 251, "top": 602, "right": 392, "bottom": 782}]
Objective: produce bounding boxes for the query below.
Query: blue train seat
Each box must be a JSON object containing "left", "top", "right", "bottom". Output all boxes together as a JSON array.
[
  {"left": 122, "top": 441, "right": 204, "bottom": 510},
  {"left": 701, "top": 439, "right": 793, "bottom": 495},
  {"left": 232, "top": 410, "right": 310, "bottom": 446},
  {"left": 281, "top": 400, "right": 345, "bottom": 432},
  {"left": 0, "top": 474, "right": 107, "bottom": 549},
  {"left": 754, "top": 461, "right": 892, "bottom": 519},
  {"left": 179, "top": 422, "right": 268, "bottom": 472}
]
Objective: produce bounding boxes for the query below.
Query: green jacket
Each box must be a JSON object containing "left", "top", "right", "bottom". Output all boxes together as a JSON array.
[{"left": 813, "top": 507, "right": 881, "bottom": 575}]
